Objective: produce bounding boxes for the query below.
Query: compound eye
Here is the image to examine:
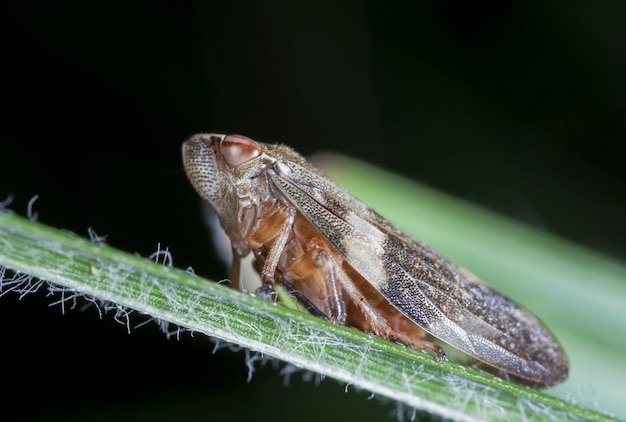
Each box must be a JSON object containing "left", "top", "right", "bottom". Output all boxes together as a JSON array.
[{"left": 221, "top": 134, "right": 262, "bottom": 166}]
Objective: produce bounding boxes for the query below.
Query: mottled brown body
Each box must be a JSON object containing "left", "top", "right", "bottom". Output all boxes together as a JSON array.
[{"left": 182, "top": 133, "right": 568, "bottom": 386}]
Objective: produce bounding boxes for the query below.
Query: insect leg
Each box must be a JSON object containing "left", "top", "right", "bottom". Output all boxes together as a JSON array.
[
  {"left": 287, "top": 245, "right": 347, "bottom": 324},
  {"left": 255, "top": 281, "right": 279, "bottom": 302},
  {"left": 277, "top": 276, "right": 329, "bottom": 320},
  {"left": 334, "top": 261, "right": 447, "bottom": 362},
  {"left": 248, "top": 207, "right": 297, "bottom": 284},
  {"left": 229, "top": 251, "right": 242, "bottom": 290}
]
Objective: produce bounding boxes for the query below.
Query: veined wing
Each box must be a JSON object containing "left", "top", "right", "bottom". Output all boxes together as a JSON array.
[{"left": 268, "top": 158, "right": 568, "bottom": 385}]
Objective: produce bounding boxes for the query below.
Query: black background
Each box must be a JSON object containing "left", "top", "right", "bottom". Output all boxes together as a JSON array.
[{"left": 1, "top": 2, "right": 625, "bottom": 421}]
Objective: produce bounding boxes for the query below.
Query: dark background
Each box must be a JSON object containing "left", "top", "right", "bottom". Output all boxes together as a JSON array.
[{"left": 1, "top": 2, "right": 624, "bottom": 421}]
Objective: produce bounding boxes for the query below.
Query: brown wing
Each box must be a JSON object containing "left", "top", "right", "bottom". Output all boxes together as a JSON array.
[{"left": 268, "top": 159, "right": 568, "bottom": 386}]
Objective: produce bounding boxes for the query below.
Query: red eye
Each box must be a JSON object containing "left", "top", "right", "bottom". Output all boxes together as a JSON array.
[{"left": 221, "top": 134, "right": 262, "bottom": 166}]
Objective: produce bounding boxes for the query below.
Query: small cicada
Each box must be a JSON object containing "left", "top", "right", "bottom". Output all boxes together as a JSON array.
[{"left": 182, "top": 133, "right": 568, "bottom": 386}]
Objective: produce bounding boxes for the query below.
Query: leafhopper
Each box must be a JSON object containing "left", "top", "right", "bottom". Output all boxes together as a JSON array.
[{"left": 182, "top": 133, "right": 568, "bottom": 386}]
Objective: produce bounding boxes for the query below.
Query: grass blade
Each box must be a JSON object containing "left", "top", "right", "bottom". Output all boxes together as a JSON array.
[{"left": 1, "top": 154, "right": 622, "bottom": 421}]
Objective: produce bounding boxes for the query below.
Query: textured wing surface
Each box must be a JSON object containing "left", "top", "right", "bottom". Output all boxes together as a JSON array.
[{"left": 269, "top": 161, "right": 568, "bottom": 384}]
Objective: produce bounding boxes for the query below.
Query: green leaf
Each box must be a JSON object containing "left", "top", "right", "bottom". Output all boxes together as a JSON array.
[{"left": 1, "top": 154, "right": 622, "bottom": 421}]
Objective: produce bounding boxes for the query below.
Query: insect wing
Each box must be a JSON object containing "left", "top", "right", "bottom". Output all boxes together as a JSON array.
[{"left": 268, "top": 158, "right": 568, "bottom": 385}]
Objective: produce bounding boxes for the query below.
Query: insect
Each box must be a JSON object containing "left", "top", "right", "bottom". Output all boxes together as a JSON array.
[{"left": 182, "top": 133, "right": 569, "bottom": 386}]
